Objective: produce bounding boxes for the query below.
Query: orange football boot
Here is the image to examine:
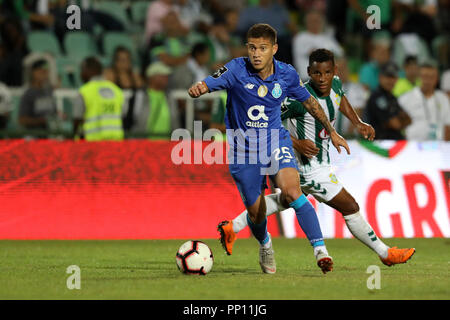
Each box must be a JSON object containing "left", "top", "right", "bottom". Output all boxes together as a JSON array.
[
  {"left": 217, "top": 220, "right": 236, "bottom": 255},
  {"left": 380, "top": 247, "right": 416, "bottom": 266}
]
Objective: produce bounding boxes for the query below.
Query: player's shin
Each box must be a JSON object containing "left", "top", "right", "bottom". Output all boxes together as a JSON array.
[
  {"left": 233, "top": 193, "right": 284, "bottom": 233},
  {"left": 246, "top": 214, "right": 271, "bottom": 248},
  {"left": 290, "top": 194, "right": 328, "bottom": 255},
  {"left": 343, "top": 212, "right": 389, "bottom": 259}
]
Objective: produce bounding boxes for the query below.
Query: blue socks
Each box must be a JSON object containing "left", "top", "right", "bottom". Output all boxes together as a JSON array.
[
  {"left": 290, "top": 194, "right": 324, "bottom": 247},
  {"left": 246, "top": 214, "right": 270, "bottom": 245}
]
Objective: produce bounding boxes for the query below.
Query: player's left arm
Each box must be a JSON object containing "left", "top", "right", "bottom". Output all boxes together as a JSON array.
[{"left": 339, "top": 95, "right": 375, "bottom": 141}]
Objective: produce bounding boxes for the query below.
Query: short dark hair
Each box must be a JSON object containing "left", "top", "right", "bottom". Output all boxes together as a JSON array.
[
  {"left": 309, "top": 48, "right": 335, "bottom": 66},
  {"left": 191, "top": 42, "right": 209, "bottom": 58},
  {"left": 82, "top": 56, "right": 103, "bottom": 75},
  {"left": 420, "top": 60, "right": 438, "bottom": 70},
  {"left": 247, "top": 23, "right": 277, "bottom": 44},
  {"left": 113, "top": 46, "right": 131, "bottom": 63},
  {"left": 404, "top": 55, "right": 418, "bottom": 66},
  {"left": 31, "top": 59, "right": 48, "bottom": 71}
]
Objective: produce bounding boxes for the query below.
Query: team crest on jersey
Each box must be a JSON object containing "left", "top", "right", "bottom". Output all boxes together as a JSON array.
[
  {"left": 335, "top": 93, "right": 341, "bottom": 106},
  {"left": 329, "top": 173, "right": 338, "bottom": 184},
  {"left": 271, "top": 83, "right": 282, "bottom": 99},
  {"left": 257, "top": 85, "right": 268, "bottom": 97}
]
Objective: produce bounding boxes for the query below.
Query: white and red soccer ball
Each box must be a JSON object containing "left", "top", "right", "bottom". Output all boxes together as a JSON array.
[{"left": 176, "top": 240, "right": 214, "bottom": 275}]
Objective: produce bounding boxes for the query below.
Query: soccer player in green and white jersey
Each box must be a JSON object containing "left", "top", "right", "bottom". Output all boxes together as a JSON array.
[{"left": 218, "top": 49, "right": 415, "bottom": 267}]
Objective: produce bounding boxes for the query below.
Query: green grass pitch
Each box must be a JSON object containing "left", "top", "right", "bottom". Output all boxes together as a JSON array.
[{"left": 0, "top": 238, "right": 448, "bottom": 299}]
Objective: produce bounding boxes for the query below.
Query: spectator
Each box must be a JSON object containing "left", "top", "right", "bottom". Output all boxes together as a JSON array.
[
  {"left": 178, "top": 0, "right": 213, "bottom": 32},
  {"left": 144, "top": 0, "right": 188, "bottom": 46},
  {"left": 0, "top": 0, "right": 55, "bottom": 30},
  {"left": 292, "top": 10, "right": 344, "bottom": 81},
  {"left": 207, "top": 0, "right": 246, "bottom": 21},
  {"left": 128, "top": 62, "right": 172, "bottom": 137},
  {"left": 236, "top": 0, "right": 297, "bottom": 63},
  {"left": 363, "top": 61, "right": 412, "bottom": 140},
  {"left": 392, "top": 32, "right": 431, "bottom": 68},
  {"left": 222, "top": 8, "right": 247, "bottom": 59},
  {"left": 104, "top": 46, "right": 145, "bottom": 131},
  {"left": 104, "top": 46, "right": 144, "bottom": 90},
  {"left": 186, "top": 43, "right": 211, "bottom": 84},
  {"left": 335, "top": 57, "right": 369, "bottom": 137},
  {"left": 23, "top": 52, "right": 59, "bottom": 88},
  {"left": 0, "top": 17, "right": 29, "bottom": 86},
  {"left": 73, "top": 57, "right": 124, "bottom": 141},
  {"left": 399, "top": 62, "right": 450, "bottom": 141},
  {"left": 358, "top": 35, "right": 392, "bottom": 91},
  {"left": 151, "top": 11, "right": 193, "bottom": 92},
  {"left": 441, "top": 69, "right": 450, "bottom": 100},
  {"left": 206, "top": 22, "right": 233, "bottom": 69},
  {"left": 393, "top": 55, "right": 420, "bottom": 97},
  {"left": 19, "top": 59, "right": 57, "bottom": 131},
  {"left": 152, "top": 11, "right": 191, "bottom": 68},
  {"left": 295, "top": 0, "right": 327, "bottom": 13},
  {"left": 0, "top": 81, "right": 12, "bottom": 129},
  {"left": 392, "top": 0, "right": 438, "bottom": 47}
]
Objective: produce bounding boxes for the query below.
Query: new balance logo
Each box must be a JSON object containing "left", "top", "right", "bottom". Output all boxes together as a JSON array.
[{"left": 245, "top": 83, "right": 255, "bottom": 89}]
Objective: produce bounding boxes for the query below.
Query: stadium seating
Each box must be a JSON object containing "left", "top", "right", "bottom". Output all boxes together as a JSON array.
[
  {"left": 5, "top": 94, "right": 21, "bottom": 131},
  {"left": 27, "top": 31, "right": 62, "bottom": 57},
  {"left": 94, "top": 1, "right": 130, "bottom": 30},
  {"left": 57, "top": 56, "right": 81, "bottom": 88},
  {"left": 130, "top": 1, "right": 150, "bottom": 25},
  {"left": 64, "top": 32, "right": 98, "bottom": 62}
]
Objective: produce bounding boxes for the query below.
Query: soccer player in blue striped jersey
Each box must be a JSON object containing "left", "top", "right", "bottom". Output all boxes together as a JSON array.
[
  {"left": 219, "top": 49, "right": 415, "bottom": 267},
  {"left": 189, "top": 25, "right": 349, "bottom": 274}
]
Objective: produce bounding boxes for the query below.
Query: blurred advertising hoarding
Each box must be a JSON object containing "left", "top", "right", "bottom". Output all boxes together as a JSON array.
[{"left": 0, "top": 140, "right": 448, "bottom": 239}]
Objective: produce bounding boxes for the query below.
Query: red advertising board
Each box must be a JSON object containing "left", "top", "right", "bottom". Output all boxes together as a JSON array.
[{"left": 0, "top": 140, "right": 279, "bottom": 239}]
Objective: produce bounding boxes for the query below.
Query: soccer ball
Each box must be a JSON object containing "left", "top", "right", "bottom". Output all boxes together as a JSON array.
[{"left": 176, "top": 240, "right": 214, "bottom": 275}]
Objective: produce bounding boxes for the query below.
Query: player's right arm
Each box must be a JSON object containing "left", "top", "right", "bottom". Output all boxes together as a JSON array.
[
  {"left": 302, "top": 96, "right": 350, "bottom": 155},
  {"left": 286, "top": 68, "right": 350, "bottom": 155},
  {"left": 188, "top": 60, "right": 238, "bottom": 98},
  {"left": 188, "top": 81, "right": 209, "bottom": 98}
]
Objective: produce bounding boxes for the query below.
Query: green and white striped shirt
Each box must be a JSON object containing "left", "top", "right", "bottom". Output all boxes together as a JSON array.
[{"left": 281, "top": 76, "right": 345, "bottom": 173}]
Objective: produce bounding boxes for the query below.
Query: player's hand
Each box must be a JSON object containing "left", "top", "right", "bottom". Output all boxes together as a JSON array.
[
  {"left": 188, "top": 81, "right": 208, "bottom": 98},
  {"left": 356, "top": 121, "right": 375, "bottom": 141},
  {"left": 292, "top": 139, "right": 319, "bottom": 158},
  {"left": 330, "top": 130, "right": 351, "bottom": 155}
]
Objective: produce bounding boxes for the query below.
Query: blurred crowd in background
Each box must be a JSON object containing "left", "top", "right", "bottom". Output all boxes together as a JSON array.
[{"left": 0, "top": 0, "right": 449, "bottom": 141}]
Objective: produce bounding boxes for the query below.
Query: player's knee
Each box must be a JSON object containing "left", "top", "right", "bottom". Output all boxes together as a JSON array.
[
  {"left": 281, "top": 187, "right": 302, "bottom": 205},
  {"left": 341, "top": 201, "right": 360, "bottom": 215}
]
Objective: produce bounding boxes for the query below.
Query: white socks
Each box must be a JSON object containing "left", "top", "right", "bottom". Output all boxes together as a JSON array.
[
  {"left": 313, "top": 245, "right": 329, "bottom": 257},
  {"left": 232, "top": 192, "right": 284, "bottom": 233},
  {"left": 343, "top": 212, "right": 389, "bottom": 259},
  {"left": 262, "top": 235, "right": 272, "bottom": 249},
  {"left": 232, "top": 196, "right": 389, "bottom": 259}
]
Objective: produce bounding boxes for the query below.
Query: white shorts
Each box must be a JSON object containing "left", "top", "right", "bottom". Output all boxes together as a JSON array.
[{"left": 299, "top": 165, "right": 343, "bottom": 203}]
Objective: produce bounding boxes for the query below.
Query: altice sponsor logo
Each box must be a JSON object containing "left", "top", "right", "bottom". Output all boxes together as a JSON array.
[{"left": 246, "top": 105, "right": 269, "bottom": 128}]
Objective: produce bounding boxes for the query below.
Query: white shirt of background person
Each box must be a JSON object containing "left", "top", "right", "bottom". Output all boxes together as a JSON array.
[{"left": 398, "top": 86, "right": 450, "bottom": 141}]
